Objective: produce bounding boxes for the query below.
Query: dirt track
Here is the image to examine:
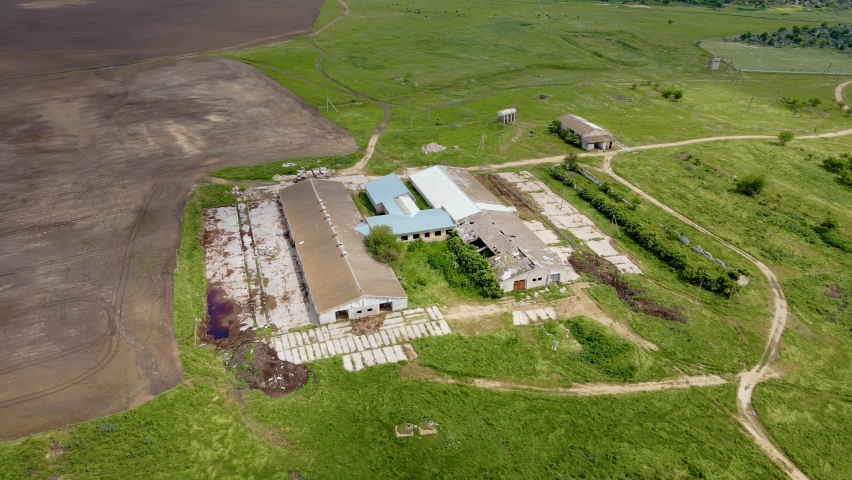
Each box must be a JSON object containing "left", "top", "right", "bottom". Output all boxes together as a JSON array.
[
  {"left": 835, "top": 79, "right": 852, "bottom": 110},
  {"left": 592, "top": 157, "right": 807, "bottom": 479},
  {"left": 437, "top": 374, "right": 726, "bottom": 396},
  {"left": 0, "top": 58, "right": 356, "bottom": 440},
  {"left": 0, "top": 0, "right": 324, "bottom": 78}
]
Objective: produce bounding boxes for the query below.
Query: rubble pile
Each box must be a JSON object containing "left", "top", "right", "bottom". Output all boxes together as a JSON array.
[{"left": 421, "top": 142, "right": 447, "bottom": 154}]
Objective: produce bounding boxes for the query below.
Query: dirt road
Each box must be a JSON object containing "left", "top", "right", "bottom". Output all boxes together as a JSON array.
[
  {"left": 0, "top": 58, "right": 356, "bottom": 440},
  {"left": 0, "top": 0, "right": 324, "bottom": 78},
  {"left": 593, "top": 157, "right": 807, "bottom": 479},
  {"left": 438, "top": 374, "right": 726, "bottom": 396},
  {"left": 834, "top": 79, "right": 852, "bottom": 110}
]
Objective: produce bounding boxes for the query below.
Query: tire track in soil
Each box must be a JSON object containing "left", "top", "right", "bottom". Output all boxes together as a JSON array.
[{"left": 0, "top": 170, "right": 188, "bottom": 409}]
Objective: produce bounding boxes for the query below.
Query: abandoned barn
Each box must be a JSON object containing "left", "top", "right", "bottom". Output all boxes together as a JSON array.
[
  {"left": 278, "top": 179, "right": 408, "bottom": 324},
  {"left": 355, "top": 173, "right": 456, "bottom": 242},
  {"left": 409, "top": 166, "right": 576, "bottom": 292},
  {"left": 556, "top": 114, "right": 615, "bottom": 150}
]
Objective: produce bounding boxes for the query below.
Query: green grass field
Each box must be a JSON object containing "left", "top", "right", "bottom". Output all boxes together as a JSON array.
[
  {"left": 701, "top": 40, "right": 852, "bottom": 73},
  {"left": 222, "top": 0, "right": 852, "bottom": 175},
  {"left": 609, "top": 136, "right": 852, "bottom": 478}
]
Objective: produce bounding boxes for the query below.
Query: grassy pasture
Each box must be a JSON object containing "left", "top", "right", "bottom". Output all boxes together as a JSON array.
[
  {"left": 222, "top": 0, "right": 852, "bottom": 175},
  {"left": 609, "top": 136, "right": 852, "bottom": 478},
  {"left": 523, "top": 166, "right": 773, "bottom": 374},
  {"left": 701, "top": 39, "right": 852, "bottom": 73}
]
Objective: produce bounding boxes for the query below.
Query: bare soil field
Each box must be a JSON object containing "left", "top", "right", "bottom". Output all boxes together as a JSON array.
[
  {"left": 0, "top": 57, "right": 356, "bottom": 440},
  {"left": 0, "top": 0, "right": 323, "bottom": 78}
]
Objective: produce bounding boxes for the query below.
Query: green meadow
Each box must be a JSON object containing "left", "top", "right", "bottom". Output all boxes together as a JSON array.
[{"left": 609, "top": 135, "right": 852, "bottom": 478}]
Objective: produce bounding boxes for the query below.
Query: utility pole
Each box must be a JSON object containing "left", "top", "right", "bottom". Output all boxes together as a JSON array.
[
  {"left": 745, "top": 95, "right": 754, "bottom": 113},
  {"left": 692, "top": 280, "right": 703, "bottom": 312}
]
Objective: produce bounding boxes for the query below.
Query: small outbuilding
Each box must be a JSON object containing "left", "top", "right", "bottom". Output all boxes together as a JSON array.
[
  {"left": 556, "top": 114, "right": 615, "bottom": 150},
  {"left": 706, "top": 54, "right": 722, "bottom": 70},
  {"left": 279, "top": 179, "right": 408, "bottom": 324},
  {"left": 355, "top": 173, "right": 456, "bottom": 242},
  {"left": 497, "top": 108, "right": 516, "bottom": 123}
]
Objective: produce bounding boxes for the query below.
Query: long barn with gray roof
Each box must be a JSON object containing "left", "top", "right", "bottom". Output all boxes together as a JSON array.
[{"left": 278, "top": 179, "right": 407, "bottom": 324}]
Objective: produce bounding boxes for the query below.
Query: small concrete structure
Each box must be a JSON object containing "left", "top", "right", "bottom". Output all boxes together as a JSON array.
[
  {"left": 706, "top": 54, "right": 722, "bottom": 70},
  {"left": 497, "top": 108, "right": 516, "bottom": 123},
  {"left": 556, "top": 114, "right": 615, "bottom": 151},
  {"left": 279, "top": 179, "right": 408, "bottom": 324}
]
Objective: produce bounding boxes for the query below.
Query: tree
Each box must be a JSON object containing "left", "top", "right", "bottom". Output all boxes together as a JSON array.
[
  {"left": 364, "top": 225, "right": 405, "bottom": 266},
  {"left": 564, "top": 153, "right": 580, "bottom": 172},
  {"left": 778, "top": 130, "right": 795, "bottom": 146},
  {"left": 735, "top": 173, "right": 767, "bottom": 196}
]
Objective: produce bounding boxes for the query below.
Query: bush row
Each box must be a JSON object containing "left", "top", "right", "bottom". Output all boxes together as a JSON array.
[
  {"left": 427, "top": 233, "right": 503, "bottom": 298},
  {"left": 552, "top": 166, "right": 742, "bottom": 293}
]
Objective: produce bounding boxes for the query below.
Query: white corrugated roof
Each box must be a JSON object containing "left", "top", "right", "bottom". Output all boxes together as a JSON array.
[
  {"left": 395, "top": 196, "right": 420, "bottom": 217},
  {"left": 409, "top": 166, "right": 481, "bottom": 222}
]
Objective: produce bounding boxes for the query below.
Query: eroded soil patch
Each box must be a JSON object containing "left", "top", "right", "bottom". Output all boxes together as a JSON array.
[{"left": 570, "top": 253, "right": 685, "bottom": 323}]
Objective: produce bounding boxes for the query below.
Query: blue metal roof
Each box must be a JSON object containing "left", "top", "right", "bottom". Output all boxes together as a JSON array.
[
  {"left": 365, "top": 173, "right": 411, "bottom": 217},
  {"left": 363, "top": 208, "right": 456, "bottom": 236}
]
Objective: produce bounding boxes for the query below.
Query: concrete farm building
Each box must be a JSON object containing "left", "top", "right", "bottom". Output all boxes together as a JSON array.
[
  {"left": 355, "top": 173, "right": 456, "bottom": 242},
  {"left": 409, "top": 166, "right": 576, "bottom": 292},
  {"left": 278, "top": 179, "right": 407, "bottom": 324},
  {"left": 556, "top": 114, "right": 615, "bottom": 151}
]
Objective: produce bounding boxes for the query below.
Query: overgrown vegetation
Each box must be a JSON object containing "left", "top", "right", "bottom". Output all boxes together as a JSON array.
[
  {"left": 735, "top": 173, "right": 768, "bottom": 196},
  {"left": 364, "top": 225, "right": 406, "bottom": 267},
  {"left": 741, "top": 23, "right": 852, "bottom": 50},
  {"left": 417, "top": 316, "right": 646, "bottom": 383},
  {"left": 548, "top": 120, "right": 582, "bottom": 148},
  {"left": 426, "top": 233, "right": 502, "bottom": 298},
  {"left": 552, "top": 165, "right": 744, "bottom": 294},
  {"left": 822, "top": 151, "right": 852, "bottom": 185},
  {"left": 660, "top": 86, "right": 684, "bottom": 101},
  {"left": 208, "top": 154, "right": 356, "bottom": 181},
  {"left": 778, "top": 130, "right": 795, "bottom": 145}
]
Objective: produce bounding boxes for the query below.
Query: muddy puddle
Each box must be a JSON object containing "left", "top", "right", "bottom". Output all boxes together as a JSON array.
[{"left": 207, "top": 287, "right": 237, "bottom": 339}]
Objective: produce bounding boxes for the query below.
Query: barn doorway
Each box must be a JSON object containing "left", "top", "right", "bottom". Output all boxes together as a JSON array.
[{"left": 513, "top": 280, "right": 526, "bottom": 291}]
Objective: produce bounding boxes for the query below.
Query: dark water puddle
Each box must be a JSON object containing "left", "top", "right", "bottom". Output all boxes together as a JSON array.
[{"left": 207, "top": 287, "right": 234, "bottom": 340}]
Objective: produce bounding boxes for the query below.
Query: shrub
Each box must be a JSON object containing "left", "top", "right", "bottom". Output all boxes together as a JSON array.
[
  {"left": 661, "top": 86, "right": 684, "bottom": 100},
  {"left": 735, "top": 173, "right": 767, "bottom": 196},
  {"left": 364, "top": 225, "right": 405, "bottom": 266},
  {"left": 778, "top": 130, "right": 795, "bottom": 145},
  {"left": 819, "top": 213, "right": 839, "bottom": 231},
  {"left": 823, "top": 155, "right": 848, "bottom": 173},
  {"left": 547, "top": 120, "right": 561, "bottom": 133},
  {"left": 427, "top": 233, "right": 502, "bottom": 298},
  {"left": 564, "top": 153, "right": 580, "bottom": 172}
]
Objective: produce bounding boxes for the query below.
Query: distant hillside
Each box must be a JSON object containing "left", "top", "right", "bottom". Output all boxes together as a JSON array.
[{"left": 739, "top": 23, "right": 852, "bottom": 51}]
